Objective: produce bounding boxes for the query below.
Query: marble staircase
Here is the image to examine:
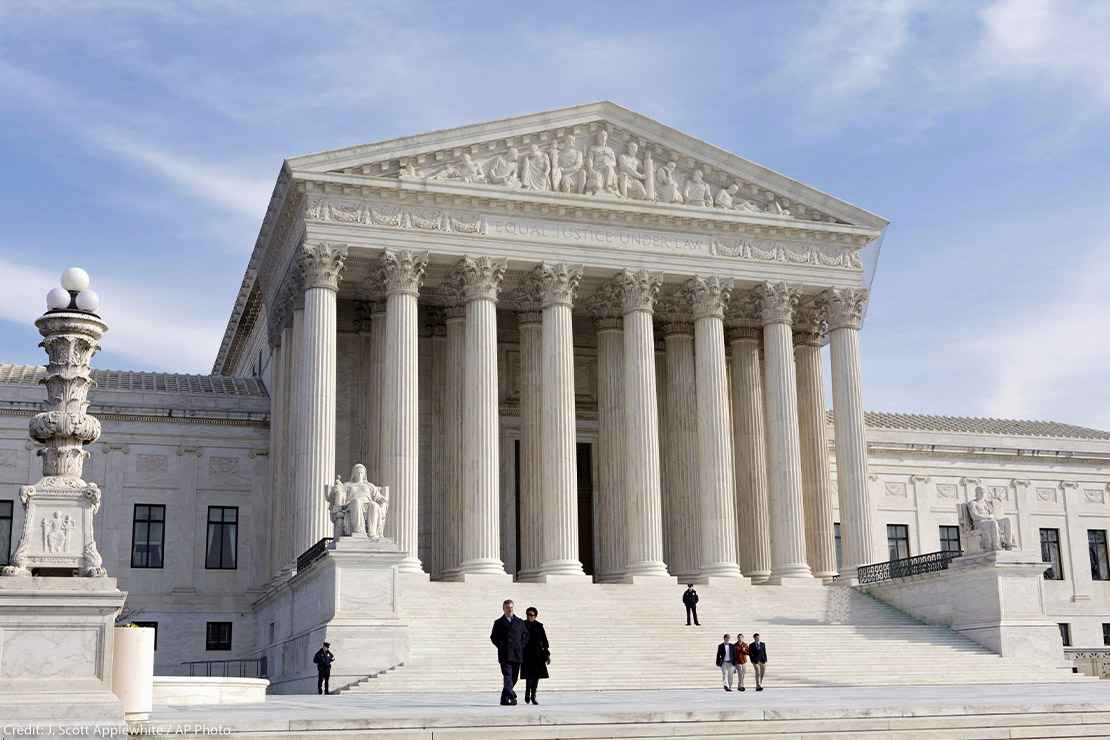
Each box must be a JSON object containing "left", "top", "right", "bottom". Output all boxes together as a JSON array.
[{"left": 337, "top": 578, "right": 1082, "bottom": 693}]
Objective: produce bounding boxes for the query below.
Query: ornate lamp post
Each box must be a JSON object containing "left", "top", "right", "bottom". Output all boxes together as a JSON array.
[{"left": 2, "top": 267, "right": 109, "bottom": 577}]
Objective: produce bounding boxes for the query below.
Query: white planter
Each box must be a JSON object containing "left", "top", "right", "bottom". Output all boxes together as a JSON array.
[{"left": 112, "top": 626, "right": 155, "bottom": 719}]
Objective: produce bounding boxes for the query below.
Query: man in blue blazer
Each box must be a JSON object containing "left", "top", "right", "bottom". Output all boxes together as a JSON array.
[{"left": 748, "top": 633, "right": 768, "bottom": 691}]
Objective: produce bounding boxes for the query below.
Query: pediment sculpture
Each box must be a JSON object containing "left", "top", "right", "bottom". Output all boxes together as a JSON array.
[
  {"left": 397, "top": 128, "right": 838, "bottom": 223},
  {"left": 958, "top": 486, "right": 1015, "bottom": 553},
  {"left": 326, "top": 464, "right": 389, "bottom": 540}
]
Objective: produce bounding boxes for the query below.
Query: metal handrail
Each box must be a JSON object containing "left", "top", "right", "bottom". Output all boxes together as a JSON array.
[
  {"left": 857, "top": 549, "right": 962, "bottom": 585},
  {"left": 181, "top": 658, "right": 266, "bottom": 678},
  {"left": 296, "top": 537, "right": 333, "bottom": 573}
]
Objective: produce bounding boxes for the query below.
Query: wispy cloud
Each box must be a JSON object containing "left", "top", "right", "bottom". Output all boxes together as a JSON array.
[{"left": 0, "top": 255, "right": 223, "bottom": 372}]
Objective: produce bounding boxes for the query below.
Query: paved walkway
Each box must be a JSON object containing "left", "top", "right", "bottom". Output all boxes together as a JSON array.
[{"left": 139, "top": 683, "right": 1110, "bottom": 732}]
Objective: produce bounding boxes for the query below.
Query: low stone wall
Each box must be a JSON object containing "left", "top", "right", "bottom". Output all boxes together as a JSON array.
[{"left": 153, "top": 677, "right": 269, "bottom": 705}]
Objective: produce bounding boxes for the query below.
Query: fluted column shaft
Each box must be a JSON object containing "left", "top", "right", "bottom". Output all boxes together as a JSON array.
[
  {"left": 440, "top": 308, "right": 466, "bottom": 577},
  {"left": 759, "top": 283, "right": 814, "bottom": 582},
  {"left": 826, "top": 289, "right": 877, "bottom": 577},
  {"left": 427, "top": 319, "right": 447, "bottom": 579},
  {"left": 294, "top": 243, "right": 346, "bottom": 558},
  {"left": 794, "top": 328, "right": 838, "bottom": 579},
  {"left": 728, "top": 328, "right": 772, "bottom": 583},
  {"left": 688, "top": 277, "right": 742, "bottom": 579},
  {"left": 517, "top": 313, "right": 544, "bottom": 580},
  {"left": 458, "top": 257, "right": 507, "bottom": 576},
  {"left": 267, "top": 336, "right": 286, "bottom": 578},
  {"left": 538, "top": 264, "right": 586, "bottom": 577},
  {"left": 617, "top": 270, "right": 669, "bottom": 579},
  {"left": 365, "top": 303, "right": 387, "bottom": 483},
  {"left": 287, "top": 309, "right": 304, "bottom": 570},
  {"left": 594, "top": 317, "right": 625, "bottom": 581},
  {"left": 379, "top": 250, "right": 428, "bottom": 574},
  {"left": 662, "top": 325, "right": 699, "bottom": 580}
]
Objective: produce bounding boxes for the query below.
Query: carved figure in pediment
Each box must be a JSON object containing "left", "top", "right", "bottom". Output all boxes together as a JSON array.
[
  {"left": 715, "top": 182, "right": 739, "bottom": 209},
  {"left": 683, "top": 169, "right": 713, "bottom": 208},
  {"left": 735, "top": 195, "right": 765, "bottom": 214},
  {"left": 431, "top": 153, "right": 484, "bottom": 183},
  {"left": 656, "top": 161, "right": 683, "bottom": 204},
  {"left": 400, "top": 162, "right": 420, "bottom": 179},
  {"left": 486, "top": 147, "right": 521, "bottom": 188},
  {"left": 769, "top": 196, "right": 792, "bottom": 217},
  {"left": 618, "top": 142, "right": 649, "bottom": 200},
  {"left": 521, "top": 144, "right": 552, "bottom": 191},
  {"left": 553, "top": 136, "right": 586, "bottom": 194},
  {"left": 586, "top": 130, "right": 619, "bottom": 196}
]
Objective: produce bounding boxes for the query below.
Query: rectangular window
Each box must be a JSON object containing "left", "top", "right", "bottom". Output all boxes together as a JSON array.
[
  {"left": 833, "top": 522, "right": 843, "bottom": 572},
  {"left": 1103, "top": 623, "right": 1110, "bottom": 646},
  {"left": 939, "top": 525, "right": 962, "bottom": 554},
  {"left": 1089, "top": 530, "right": 1110, "bottom": 581},
  {"left": 1041, "top": 528, "right": 1064, "bottom": 580},
  {"left": 133, "top": 621, "right": 159, "bottom": 651},
  {"left": 887, "top": 524, "right": 910, "bottom": 561},
  {"left": 206, "top": 621, "right": 232, "bottom": 651},
  {"left": 130, "top": 504, "right": 166, "bottom": 568},
  {"left": 268, "top": 622, "right": 275, "bottom": 644},
  {"left": 0, "top": 499, "right": 12, "bottom": 566},
  {"left": 1059, "top": 623, "right": 1071, "bottom": 647},
  {"left": 205, "top": 507, "right": 238, "bottom": 570}
]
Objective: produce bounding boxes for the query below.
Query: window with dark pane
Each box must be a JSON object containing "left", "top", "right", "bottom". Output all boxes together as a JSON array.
[
  {"left": 1040, "top": 528, "right": 1064, "bottom": 580},
  {"left": 886, "top": 524, "right": 910, "bottom": 561},
  {"left": 130, "top": 504, "right": 165, "bottom": 568},
  {"left": 0, "top": 499, "right": 12, "bottom": 566},
  {"left": 206, "top": 621, "right": 233, "bottom": 651},
  {"left": 833, "top": 522, "right": 843, "bottom": 573},
  {"left": 205, "top": 507, "right": 238, "bottom": 570},
  {"left": 1089, "top": 530, "right": 1110, "bottom": 581},
  {"left": 1058, "top": 622, "right": 1071, "bottom": 647},
  {"left": 939, "top": 525, "right": 962, "bottom": 554}
]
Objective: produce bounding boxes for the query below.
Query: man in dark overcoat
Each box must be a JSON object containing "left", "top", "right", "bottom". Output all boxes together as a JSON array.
[
  {"left": 313, "top": 641, "right": 335, "bottom": 695},
  {"left": 682, "top": 584, "right": 701, "bottom": 626},
  {"left": 490, "top": 598, "right": 529, "bottom": 705}
]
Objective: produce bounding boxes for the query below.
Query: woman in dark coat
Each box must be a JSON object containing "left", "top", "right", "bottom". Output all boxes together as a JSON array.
[{"left": 521, "top": 606, "right": 550, "bottom": 704}]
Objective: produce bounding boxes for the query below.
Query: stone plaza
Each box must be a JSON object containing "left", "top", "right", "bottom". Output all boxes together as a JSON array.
[{"left": 2, "top": 102, "right": 1110, "bottom": 734}]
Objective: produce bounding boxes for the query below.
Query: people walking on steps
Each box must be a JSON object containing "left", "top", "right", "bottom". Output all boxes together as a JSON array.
[
  {"left": 715, "top": 633, "right": 737, "bottom": 691},
  {"left": 313, "top": 641, "right": 334, "bottom": 695},
  {"left": 733, "top": 633, "right": 750, "bottom": 691},
  {"left": 683, "top": 584, "right": 700, "bottom": 626},
  {"left": 749, "top": 633, "right": 768, "bottom": 691},
  {"left": 490, "top": 598, "right": 529, "bottom": 706},
  {"left": 521, "top": 606, "right": 550, "bottom": 705}
]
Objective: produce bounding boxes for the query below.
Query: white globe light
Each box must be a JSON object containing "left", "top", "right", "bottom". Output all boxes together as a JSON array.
[
  {"left": 75, "top": 289, "right": 100, "bottom": 313},
  {"left": 46, "top": 287, "right": 70, "bottom": 311},
  {"left": 60, "top": 267, "right": 90, "bottom": 293}
]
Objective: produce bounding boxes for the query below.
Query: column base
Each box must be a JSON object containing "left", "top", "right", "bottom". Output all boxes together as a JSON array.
[
  {"left": 691, "top": 575, "right": 753, "bottom": 587},
  {"left": 765, "top": 572, "right": 820, "bottom": 586},
  {"left": 622, "top": 561, "right": 671, "bottom": 579},
  {"left": 396, "top": 556, "right": 425, "bottom": 575},
  {"left": 746, "top": 570, "right": 772, "bottom": 584},
  {"left": 537, "top": 559, "right": 587, "bottom": 578},
  {"left": 620, "top": 574, "right": 678, "bottom": 585},
  {"left": 697, "top": 562, "right": 744, "bottom": 579},
  {"left": 592, "top": 572, "right": 626, "bottom": 584},
  {"left": 530, "top": 573, "right": 593, "bottom": 584},
  {"left": 454, "top": 559, "right": 508, "bottom": 578}
]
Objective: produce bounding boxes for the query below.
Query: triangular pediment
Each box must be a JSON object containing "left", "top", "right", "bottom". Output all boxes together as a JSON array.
[{"left": 285, "top": 102, "right": 887, "bottom": 230}]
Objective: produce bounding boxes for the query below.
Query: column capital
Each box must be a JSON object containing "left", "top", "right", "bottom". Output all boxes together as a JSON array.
[
  {"left": 682, "top": 275, "right": 734, "bottom": 320},
  {"left": 299, "top": 241, "right": 348, "bottom": 292},
  {"left": 726, "top": 326, "right": 761, "bottom": 344},
  {"left": 532, "top": 263, "right": 583, "bottom": 308},
  {"left": 660, "top": 320, "right": 694, "bottom": 337},
  {"left": 792, "top": 301, "right": 826, "bottom": 347},
  {"left": 821, "top": 288, "right": 869, "bottom": 331},
  {"left": 586, "top": 282, "right": 624, "bottom": 320},
  {"left": 613, "top": 269, "right": 663, "bottom": 314},
  {"left": 517, "top": 311, "right": 543, "bottom": 326},
  {"left": 755, "top": 281, "right": 801, "bottom": 327},
  {"left": 378, "top": 249, "right": 429, "bottom": 296},
  {"left": 449, "top": 255, "right": 508, "bottom": 302}
]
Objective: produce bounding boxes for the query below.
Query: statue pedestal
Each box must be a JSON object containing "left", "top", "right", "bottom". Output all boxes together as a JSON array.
[
  {"left": 252, "top": 537, "right": 410, "bottom": 694},
  {"left": 861, "top": 549, "right": 1067, "bottom": 669},
  {"left": 0, "top": 576, "right": 126, "bottom": 728}
]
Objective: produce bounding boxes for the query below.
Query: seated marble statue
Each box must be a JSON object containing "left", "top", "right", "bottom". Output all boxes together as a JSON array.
[
  {"left": 959, "top": 486, "right": 1014, "bottom": 552},
  {"left": 326, "top": 464, "right": 389, "bottom": 539}
]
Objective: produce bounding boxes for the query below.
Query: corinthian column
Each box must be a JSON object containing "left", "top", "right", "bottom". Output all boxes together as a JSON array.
[
  {"left": 286, "top": 299, "right": 304, "bottom": 572},
  {"left": 687, "top": 276, "right": 742, "bottom": 580},
  {"left": 757, "top": 281, "right": 814, "bottom": 583},
  {"left": 615, "top": 270, "right": 670, "bottom": 580},
  {"left": 293, "top": 242, "right": 347, "bottom": 557},
  {"left": 379, "top": 249, "right": 428, "bottom": 574},
  {"left": 823, "top": 288, "right": 877, "bottom": 577},
  {"left": 536, "top": 263, "right": 588, "bottom": 579},
  {"left": 454, "top": 256, "right": 509, "bottom": 578},
  {"left": 727, "top": 323, "right": 772, "bottom": 583},
  {"left": 793, "top": 307, "right": 838, "bottom": 580},
  {"left": 659, "top": 307, "right": 699, "bottom": 581},
  {"left": 439, "top": 303, "right": 465, "bottom": 578},
  {"left": 516, "top": 308, "right": 544, "bottom": 581},
  {"left": 266, "top": 311, "right": 287, "bottom": 580},
  {"left": 588, "top": 284, "right": 625, "bottom": 582},
  {"left": 365, "top": 302, "right": 387, "bottom": 483}
]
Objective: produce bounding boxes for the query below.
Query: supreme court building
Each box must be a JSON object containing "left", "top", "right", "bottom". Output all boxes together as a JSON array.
[{"left": 3, "top": 103, "right": 1110, "bottom": 688}]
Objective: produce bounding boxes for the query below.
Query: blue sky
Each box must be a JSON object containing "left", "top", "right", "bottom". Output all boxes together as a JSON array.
[{"left": 1, "top": 1, "right": 1109, "bottom": 427}]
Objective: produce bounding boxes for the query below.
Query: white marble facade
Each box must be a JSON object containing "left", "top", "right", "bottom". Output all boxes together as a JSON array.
[{"left": 2, "top": 103, "right": 1110, "bottom": 674}]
